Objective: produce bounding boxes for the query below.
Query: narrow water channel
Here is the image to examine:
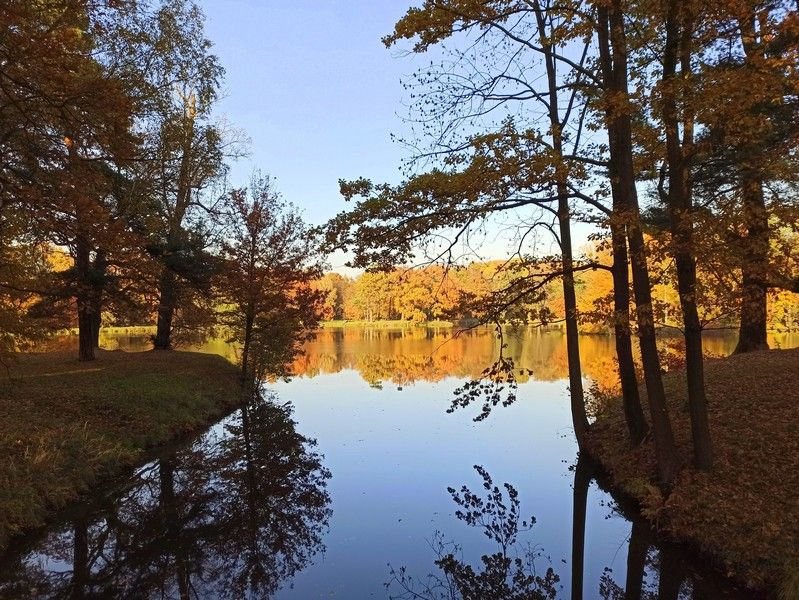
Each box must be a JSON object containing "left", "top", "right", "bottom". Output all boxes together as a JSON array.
[{"left": 4, "top": 328, "right": 795, "bottom": 598}]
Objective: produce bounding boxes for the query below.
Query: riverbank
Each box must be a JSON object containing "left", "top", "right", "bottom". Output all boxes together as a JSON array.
[
  {"left": 0, "top": 349, "right": 242, "bottom": 549},
  {"left": 588, "top": 348, "right": 799, "bottom": 597}
]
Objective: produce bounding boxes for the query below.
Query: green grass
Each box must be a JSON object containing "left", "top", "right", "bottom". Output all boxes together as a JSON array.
[
  {"left": 0, "top": 349, "right": 242, "bottom": 548},
  {"left": 589, "top": 348, "right": 799, "bottom": 594}
]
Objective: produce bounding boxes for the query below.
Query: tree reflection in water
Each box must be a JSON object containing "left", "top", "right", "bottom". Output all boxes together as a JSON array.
[
  {"left": 390, "top": 458, "right": 756, "bottom": 600},
  {"left": 386, "top": 465, "right": 560, "bottom": 600},
  {"left": 0, "top": 392, "right": 331, "bottom": 599},
  {"left": 579, "top": 456, "right": 756, "bottom": 600}
]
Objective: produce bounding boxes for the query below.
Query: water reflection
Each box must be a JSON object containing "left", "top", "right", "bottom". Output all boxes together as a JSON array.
[
  {"left": 0, "top": 393, "right": 331, "bottom": 599},
  {"left": 80, "top": 327, "right": 799, "bottom": 390},
  {"left": 386, "top": 465, "right": 560, "bottom": 600},
  {"left": 583, "top": 457, "right": 758, "bottom": 600},
  {"left": 389, "top": 459, "right": 756, "bottom": 600},
  {"left": 29, "top": 327, "right": 797, "bottom": 598}
]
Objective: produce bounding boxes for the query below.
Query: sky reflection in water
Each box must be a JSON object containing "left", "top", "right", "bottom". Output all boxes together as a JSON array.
[{"left": 3, "top": 327, "right": 789, "bottom": 598}]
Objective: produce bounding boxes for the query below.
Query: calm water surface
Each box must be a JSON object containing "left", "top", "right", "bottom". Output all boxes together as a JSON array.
[{"left": 2, "top": 327, "right": 797, "bottom": 599}]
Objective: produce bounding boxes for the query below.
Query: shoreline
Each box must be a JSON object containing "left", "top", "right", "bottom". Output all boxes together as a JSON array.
[
  {"left": 587, "top": 348, "right": 799, "bottom": 598},
  {"left": 0, "top": 349, "right": 243, "bottom": 550}
]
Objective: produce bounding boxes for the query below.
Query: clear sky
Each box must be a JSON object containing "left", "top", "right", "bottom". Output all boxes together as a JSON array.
[
  {"left": 199, "top": 0, "right": 420, "bottom": 228},
  {"left": 198, "top": 0, "right": 594, "bottom": 267}
]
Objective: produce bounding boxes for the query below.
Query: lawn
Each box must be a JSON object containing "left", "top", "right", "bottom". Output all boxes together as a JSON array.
[{"left": 0, "top": 349, "right": 242, "bottom": 548}]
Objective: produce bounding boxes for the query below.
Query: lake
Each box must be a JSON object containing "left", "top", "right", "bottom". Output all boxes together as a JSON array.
[{"left": 2, "top": 327, "right": 796, "bottom": 598}]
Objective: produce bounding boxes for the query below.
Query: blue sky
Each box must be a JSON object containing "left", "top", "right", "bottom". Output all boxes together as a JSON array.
[
  {"left": 198, "top": 1, "right": 595, "bottom": 267},
  {"left": 199, "top": 1, "right": 420, "bottom": 228}
]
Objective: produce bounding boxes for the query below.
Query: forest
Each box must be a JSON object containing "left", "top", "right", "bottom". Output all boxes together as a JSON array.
[
  {"left": 322, "top": 0, "right": 799, "bottom": 484},
  {"left": 314, "top": 247, "right": 799, "bottom": 330}
]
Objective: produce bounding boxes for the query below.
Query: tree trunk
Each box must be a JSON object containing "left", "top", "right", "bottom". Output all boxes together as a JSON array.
[
  {"left": 153, "top": 102, "right": 197, "bottom": 352},
  {"left": 611, "top": 190, "right": 649, "bottom": 445},
  {"left": 733, "top": 13, "right": 773, "bottom": 354},
  {"left": 90, "top": 308, "right": 101, "bottom": 349},
  {"left": 533, "top": 0, "right": 589, "bottom": 447},
  {"left": 241, "top": 309, "right": 255, "bottom": 381},
  {"left": 662, "top": 0, "right": 713, "bottom": 471},
  {"left": 596, "top": 6, "right": 649, "bottom": 446},
  {"left": 89, "top": 251, "right": 106, "bottom": 349},
  {"left": 560, "top": 189, "right": 590, "bottom": 447},
  {"left": 75, "top": 236, "right": 95, "bottom": 362},
  {"left": 598, "top": 1, "right": 680, "bottom": 484},
  {"left": 71, "top": 518, "right": 89, "bottom": 600},
  {"left": 153, "top": 268, "right": 177, "bottom": 350},
  {"left": 656, "top": 548, "right": 685, "bottom": 600},
  {"left": 624, "top": 519, "right": 649, "bottom": 600},
  {"left": 734, "top": 176, "right": 769, "bottom": 353},
  {"left": 571, "top": 454, "right": 591, "bottom": 600},
  {"left": 159, "top": 458, "right": 190, "bottom": 600}
]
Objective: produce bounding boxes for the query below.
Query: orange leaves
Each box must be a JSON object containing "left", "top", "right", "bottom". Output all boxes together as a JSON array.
[{"left": 590, "top": 348, "right": 799, "bottom": 591}]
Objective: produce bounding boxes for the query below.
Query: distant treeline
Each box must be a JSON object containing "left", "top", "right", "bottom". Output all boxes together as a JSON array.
[{"left": 313, "top": 239, "right": 799, "bottom": 332}]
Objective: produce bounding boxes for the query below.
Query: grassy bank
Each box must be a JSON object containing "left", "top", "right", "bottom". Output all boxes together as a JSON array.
[
  {"left": 589, "top": 348, "right": 799, "bottom": 596},
  {"left": 0, "top": 349, "right": 242, "bottom": 548}
]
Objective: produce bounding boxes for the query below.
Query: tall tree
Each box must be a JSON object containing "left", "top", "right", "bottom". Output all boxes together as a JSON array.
[
  {"left": 136, "top": 0, "right": 236, "bottom": 350},
  {"left": 591, "top": 0, "right": 681, "bottom": 483},
  {"left": 656, "top": 0, "right": 713, "bottom": 470},
  {"left": 692, "top": 0, "right": 799, "bottom": 353},
  {"left": 329, "top": 0, "right": 622, "bottom": 447},
  {"left": 593, "top": 0, "right": 653, "bottom": 447},
  {"left": 0, "top": 0, "right": 139, "bottom": 361}
]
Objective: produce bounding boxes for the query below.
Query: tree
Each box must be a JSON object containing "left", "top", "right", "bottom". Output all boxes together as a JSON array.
[
  {"left": 133, "top": 0, "right": 239, "bottom": 351},
  {"left": 325, "top": 0, "right": 668, "bottom": 452},
  {"left": 386, "top": 465, "right": 560, "bottom": 600},
  {"left": 690, "top": 1, "right": 799, "bottom": 353},
  {"left": 0, "top": 0, "right": 140, "bottom": 361},
  {"left": 218, "top": 174, "right": 324, "bottom": 381},
  {"left": 0, "top": 393, "right": 331, "bottom": 598},
  {"left": 589, "top": 0, "right": 681, "bottom": 483},
  {"left": 312, "top": 272, "right": 352, "bottom": 320},
  {"left": 650, "top": 0, "right": 714, "bottom": 471}
]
